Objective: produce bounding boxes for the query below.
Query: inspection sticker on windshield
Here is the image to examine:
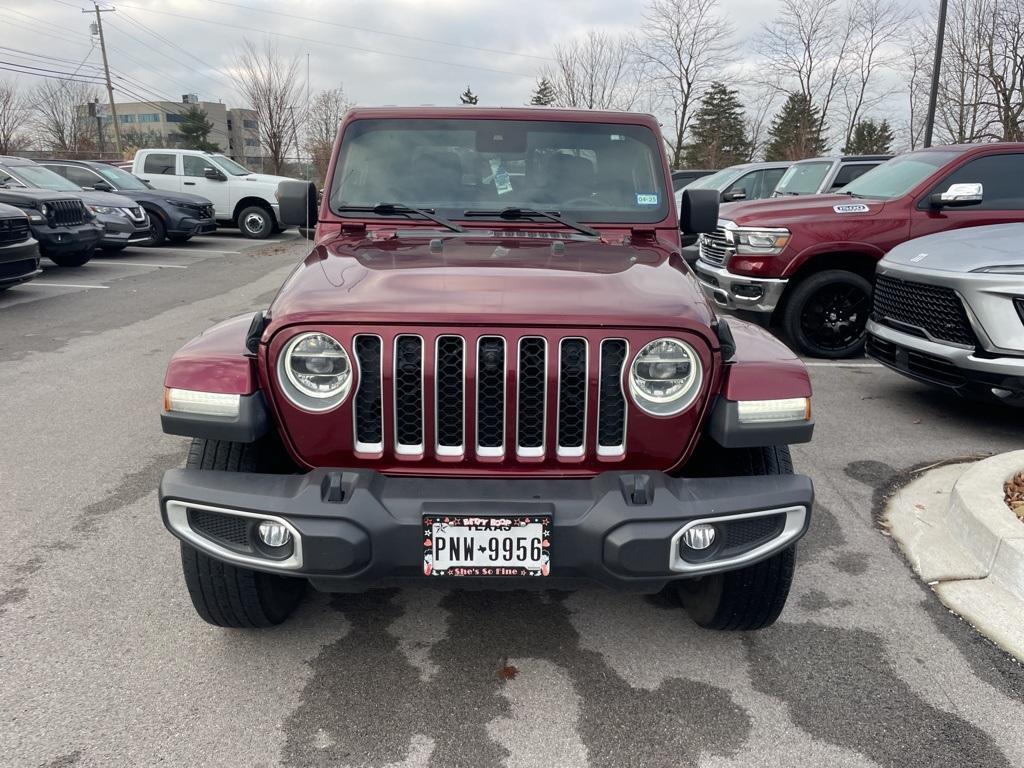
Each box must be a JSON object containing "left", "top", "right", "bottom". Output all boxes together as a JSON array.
[
  {"left": 636, "top": 193, "right": 659, "bottom": 206},
  {"left": 833, "top": 203, "right": 869, "bottom": 213}
]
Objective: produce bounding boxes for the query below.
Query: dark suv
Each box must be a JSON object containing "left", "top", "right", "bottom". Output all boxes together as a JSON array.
[
  {"left": 39, "top": 160, "right": 216, "bottom": 246},
  {"left": 0, "top": 185, "right": 101, "bottom": 268},
  {"left": 0, "top": 201, "right": 40, "bottom": 291}
]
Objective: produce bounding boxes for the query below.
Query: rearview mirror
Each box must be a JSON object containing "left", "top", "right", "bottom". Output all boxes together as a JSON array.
[
  {"left": 722, "top": 187, "right": 747, "bottom": 202},
  {"left": 930, "top": 182, "right": 983, "bottom": 208},
  {"left": 679, "top": 188, "right": 719, "bottom": 235},
  {"left": 277, "top": 179, "right": 318, "bottom": 228},
  {"left": 204, "top": 167, "right": 226, "bottom": 181},
  {"left": 92, "top": 182, "right": 114, "bottom": 192}
]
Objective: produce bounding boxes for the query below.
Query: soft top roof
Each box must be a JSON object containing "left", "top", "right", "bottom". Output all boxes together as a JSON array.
[{"left": 341, "top": 106, "right": 661, "bottom": 129}]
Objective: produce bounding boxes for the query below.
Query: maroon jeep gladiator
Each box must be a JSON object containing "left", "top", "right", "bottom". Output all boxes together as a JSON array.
[
  {"left": 158, "top": 107, "right": 814, "bottom": 630},
  {"left": 694, "top": 143, "right": 1024, "bottom": 358}
]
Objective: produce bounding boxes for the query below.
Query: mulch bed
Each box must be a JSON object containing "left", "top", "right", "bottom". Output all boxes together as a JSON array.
[{"left": 1004, "top": 472, "right": 1024, "bottom": 521}]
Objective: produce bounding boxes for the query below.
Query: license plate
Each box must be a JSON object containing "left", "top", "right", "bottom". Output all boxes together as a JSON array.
[{"left": 423, "top": 515, "right": 551, "bottom": 577}]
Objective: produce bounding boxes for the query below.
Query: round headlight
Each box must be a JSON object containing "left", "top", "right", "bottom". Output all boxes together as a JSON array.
[
  {"left": 278, "top": 332, "right": 351, "bottom": 410},
  {"left": 629, "top": 338, "right": 702, "bottom": 415},
  {"left": 38, "top": 202, "right": 49, "bottom": 217}
]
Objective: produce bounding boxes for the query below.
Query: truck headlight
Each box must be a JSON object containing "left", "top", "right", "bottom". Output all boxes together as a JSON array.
[
  {"left": 278, "top": 332, "right": 352, "bottom": 411},
  {"left": 734, "top": 228, "right": 790, "bottom": 254},
  {"left": 629, "top": 338, "right": 702, "bottom": 415}
]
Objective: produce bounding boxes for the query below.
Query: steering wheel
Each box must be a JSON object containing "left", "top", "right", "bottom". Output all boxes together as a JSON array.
[{"left": 561, "top": 195, "right": 614, "bottom": 209}]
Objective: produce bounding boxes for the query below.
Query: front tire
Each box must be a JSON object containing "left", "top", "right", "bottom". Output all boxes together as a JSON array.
[
  {"left": 178, "top": 438, "right": 305, "bottom": 628},
  {"left": 46, "top": 247, "right": 94, "bottom": 267},
  {"left": 237, "top": 205, "right": 274, "bottom": 239},
  {"left": 675, "top": 445, "right": 797, "bottom": 631},
  {"left": 781, "top": 269, "right": 872, "bottom": 358},
  {"left": 147, "top": 214, "right": 167, "bottom": 247}
]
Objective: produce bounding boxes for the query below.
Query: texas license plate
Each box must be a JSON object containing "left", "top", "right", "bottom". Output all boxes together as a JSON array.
[{"left": 423, "top": 515, "right": 551, "bottom": 577}]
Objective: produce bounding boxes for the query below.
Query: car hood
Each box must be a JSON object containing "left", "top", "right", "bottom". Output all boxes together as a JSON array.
[
  {"left": 882, "top": 223, "right": 1024, "bottom": 273},
  {"left": 73, "top": 189, "right": 140, "bottom": 208},
  {"left": 130, "top": 189, "right": 213, "bottom": 206},
  {"left": 268, "top": 233, "right": 717, "bottom": 335},
  {"left": 720, "top": 194, "right": 890, "bottom": 227}
]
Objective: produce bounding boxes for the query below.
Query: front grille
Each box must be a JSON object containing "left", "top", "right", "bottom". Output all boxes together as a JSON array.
[
  {"left": 871, "top": 274, "right": 976, "bottom": 346},
  {"left": 0, "top": 217, "right": 29, "bottom": 243},
  {"left": 351, "top": 333, "right": 631, "bottom": 461},
  {"left": 698, "top": 227, "right": 733, "bottom": 266},
  {"left": 866, "top": 334, "right": 967, "bottom": 387},
  {"left": 188, "top": 508, "right": 248, "bottom": 546},
  {"left": 126, "top": 205, "right": 146, "bottom": 222},
  {"left": 180, "top": 202, "right": 214, "bottom": 219},
  {"left": 49, "top": 199, "right": 86, "bottom": 226}
]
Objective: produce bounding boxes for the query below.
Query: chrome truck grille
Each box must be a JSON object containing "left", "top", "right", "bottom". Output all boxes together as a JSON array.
[
  {"left": 351, "top": 332, "right": 629, "bottom": 461},
  {"left": 698, "top": 226, "right": 733, "bottom": 266}
]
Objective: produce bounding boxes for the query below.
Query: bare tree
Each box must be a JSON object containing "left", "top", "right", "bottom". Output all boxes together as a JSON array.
[
  {"left": 0, "top": 80, "right": 30, "bottom": 154},
  {"left": 902, "top": 20, "right": 934, "bottom": 149},
  {"left": 934, "top": 0, "right": 991, "bottom": 143},
  {"left": 840, "top": 0, "right": 911, "bottom": 148},
  {"left": 636, "top": 0, "right": 735, "bottom": 167},
  {"left": 233, "top": 38, "right": 305, "bottom": 174},
  {"left": 544, "top": 31, "right": 645, "bottom": 110},
  {"left": 740, "top": 83, "right": 780, "bottom": 160},
  {"left": 305, "top": 85, "right": 354, "bottom": 181},
  {"left": 29, "top": 79, "right": 98, "bottom": 153},
  {"left": 978, "top": 0, "right": 1024, "bottom": 140}
]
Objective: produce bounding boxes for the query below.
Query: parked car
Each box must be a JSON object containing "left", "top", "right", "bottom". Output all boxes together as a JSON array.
[
  {"left": 771, "top": 155, "right": 892, "bottom": 197},
  {"left": 158, "top": 106, "right": 815, "bottom": 631},
  {"left": 0, "top": 202, "right": 40, "bottom": 291},
  {"left": 693, "top": 143, "right": 1024, "bottom": 358},
  {"left": 0, "top": 184, "right": 102, "bottom": 268},
  {"left": 867, "top": 223, "right": 1024, "bottom": 406},
  {"left": 39, "top": 159, "right": 216, "bottom": 247},
  {"left": 677, "top": 161, "right": 793, "bottom": 256},
  {"left": 131, "top": 149, "right": 302, "bottom": 239},
  {"left": 0, "top": 157, "right": 149, "bottom": 252},
  {"left": 671, "top": 169, "right": 716, "bottom": 191}
]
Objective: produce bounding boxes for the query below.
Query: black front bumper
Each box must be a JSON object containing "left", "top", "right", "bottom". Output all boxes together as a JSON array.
[
  {"left": 160, "top": 468, "right": 813, "bottom": 592},
  {"left": 0, "top": 237, "right": 41, "bottom": 288},
  {"left": 165, "top": 209, "right": 217, "bottom": 237},
  {"left": 31, "top": 222, "right": 104, "bottom": 254}
]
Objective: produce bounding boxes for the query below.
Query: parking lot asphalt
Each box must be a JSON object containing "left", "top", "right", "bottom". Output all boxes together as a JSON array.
[{"left": 1, "top": 235, "right": 1022, "bottom": 768}]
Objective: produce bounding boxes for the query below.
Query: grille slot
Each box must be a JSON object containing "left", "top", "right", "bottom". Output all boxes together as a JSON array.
[
  {"left": 188, "top": 508, "right": 248, "bottom": 547},
  {"left": 871, "top": 275, "right": 977, "bottom": 346},
  {"left": 394, "top": 335, "right": 424, "bottom": 453},
  {"left": 724, "top": 514, "right": 785, "bottom": 549},
  {"left": 353, "top": 335, "right": 383, "bottom": 451},
  {"left": 597, "top": 340, "right": 628, "bottom": 454},
  {"left": 49, "top": 199, "right": 86, "bottom": 226},
  {"left": 698, "top": 226, "right": 733, "bottom": 266},
  {"left": 516, "top": 337, "right": 547, "bottom": 456},
  {"left": 435, "top": 336, "right": 465, "bottom": 454},
  {"left": 476, "top": 336, "right": 506, "bottom": 455},
  {"left": 557, "top": 338, "right": 587, "bottom": 456},
  {"left": 0, "top": 217, "right": 29, "bottom": 243}
]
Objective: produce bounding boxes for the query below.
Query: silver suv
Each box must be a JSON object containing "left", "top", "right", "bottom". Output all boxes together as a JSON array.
[
  {"left": 771, "top": 155, "right": 891, "bottom": 197},
  {"left": 866, "top": 222, "right": 1024, "bottom": 406}
]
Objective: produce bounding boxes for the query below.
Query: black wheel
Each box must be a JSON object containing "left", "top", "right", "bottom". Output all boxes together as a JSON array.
[
  {"left": 782, "top": 270, "right": 872, "bottom": 358},
  {"left": 168, "top": 234, "right": 192, "bottom": 244},
  {"left": 46, "top": 247, "right": 94, "bottom": 267},
  {"left": 674, "top": 445, "right": 797, "bottom": 631},
  {"left": 178, "top": 438, "right": 305, "bottom": 628},
  {"left": 100, "top": 244, "right": 127, "bottom": 252},
  {"left": 237, "top": 205, "right": 274, "bottom": 239},
  {"left": 147, "top": 214, "right": 167, "bottom": 246}
]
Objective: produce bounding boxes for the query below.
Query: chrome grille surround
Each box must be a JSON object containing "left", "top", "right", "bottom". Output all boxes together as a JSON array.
[{"left": 698, "top": 225, "right": 734, "bottom": 267}]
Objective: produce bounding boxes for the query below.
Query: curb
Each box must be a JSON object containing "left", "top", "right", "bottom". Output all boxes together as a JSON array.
[{"left": 884, "top": 453, "right": 1024, "bottom": 661}]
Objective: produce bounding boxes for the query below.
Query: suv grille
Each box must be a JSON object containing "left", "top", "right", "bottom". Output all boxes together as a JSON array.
[
  {"left": 0, "top": 216, "right": 29, "bottom": 243},
  {"left": 871, "top": 274, "right": 976, "bottom": 346},
  {"left": 698, "top": 226, "right": 733, "bottom": 266},
  {"left": 352, "top": 332, "right": 630, "bottom": 461},
  {"left": 48, "top": 199, "right": 86, "bottom": 226},
  {"left": 179, "top": 201, "right": 214, "bottom": 219}
]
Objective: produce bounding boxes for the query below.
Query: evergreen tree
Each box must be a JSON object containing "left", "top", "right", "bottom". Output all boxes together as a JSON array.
[
  {"left": 529, "top": 77, "right": 556, "bottom": 106},
  {"left": 176, "top": 106, "right": 220, "bottom": 151},
  {"left": 844, "top": 119, "right": 894, "bottom": 155},
  {"left": 764, "top": 93, "right": 827, "bottom": 161},
  {"left": 459, "top": 86, "right": 479, "bottom": 105},
  {"left": 682, "top": 83, "right": 751, "bottom": 169}
]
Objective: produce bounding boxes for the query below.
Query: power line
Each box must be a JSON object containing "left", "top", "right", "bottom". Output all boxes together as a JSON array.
[
  {"left": 0, "top": 60, "right": 106, "bottom": 81},
  {"left": 0, "top": 63, "right": 103, "bottom": 84},
  {"left": 0, "top": 45, "right": 103, "bottom": 71}
]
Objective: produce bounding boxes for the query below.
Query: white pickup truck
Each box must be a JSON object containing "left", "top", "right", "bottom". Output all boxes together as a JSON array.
[{"left": 131, "top": 149, "right": 303, "bottom": 239}]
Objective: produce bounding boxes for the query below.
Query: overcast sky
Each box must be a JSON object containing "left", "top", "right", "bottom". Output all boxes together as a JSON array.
[{"left": 8, "top": 0, "right": 785, "bottom": 109}]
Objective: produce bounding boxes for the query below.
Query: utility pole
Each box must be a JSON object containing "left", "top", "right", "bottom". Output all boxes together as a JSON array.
[
  {"left": 85, "top": 2, "right": 122, "bottom": 155},
  {"left": 922, "top": 0, "right": 948, "bottom": 148}
]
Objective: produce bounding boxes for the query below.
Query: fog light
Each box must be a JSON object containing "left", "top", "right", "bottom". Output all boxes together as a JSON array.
[
  {"left": 732, "top": 283, "right": 764, "bottom": 300},
  {"left": 258, "top": 521, "right": 291, "bottom": 547},
  {"left": 682, "top": 524, "right": 716, "bottom": 550}
]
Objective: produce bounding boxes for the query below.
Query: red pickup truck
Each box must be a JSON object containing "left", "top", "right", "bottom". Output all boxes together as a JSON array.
[{"left": 694, "top": 143, "right": 1024, "bottom": 357}]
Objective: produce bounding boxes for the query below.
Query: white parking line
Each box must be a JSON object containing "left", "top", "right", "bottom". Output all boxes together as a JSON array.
[
  {"left": 32, "top": 282, "right": 109, "bottom": 289},
  {"left": 89, "top": 261, "right": 188, "bottom": 269}
]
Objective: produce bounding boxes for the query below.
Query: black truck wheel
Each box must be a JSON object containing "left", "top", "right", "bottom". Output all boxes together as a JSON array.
[
  {"left": 147, "top": 214, "right": 167, "bottom": 247},
  {"left": 675, "top": 445, "right": 797, "bottom": 631},
  {"left": 178, "top": 438, "right": 305, "bottom": 628},
  {"left": 238, "top": 205, "right": 274, "bottom": 239},
  {"left": 46, "top": 247, "right": 95, "bottom": 267},
  {"left": 781, "top": 269, "right": 872, "bottom": 358}
]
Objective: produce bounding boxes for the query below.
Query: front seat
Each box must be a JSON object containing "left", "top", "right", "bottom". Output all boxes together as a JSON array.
[
  {"left": 544, "top": 153, "right": 595, "bottom": 202},
  {"left": 408, "top": 149, "right": 464, "bottom": 203}
]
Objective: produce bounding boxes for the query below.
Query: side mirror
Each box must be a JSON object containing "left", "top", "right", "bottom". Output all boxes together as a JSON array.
[
  {"left": 722, "top": 187, "right": 747, "bottom": 202},
  {"left": 679, "top": 188, "right": 720, "bottom": 235},
  {"left": 930, "top": 182, "right": 983, "bottom": 208},
  {"left": 277, "top": 179, "right": 318, "bottom": 227},
  {"left": 92, "top": 182, "right": 114, "bottom": 192},
  {"left": 204, "top": 167, "right": 226, "bottom": 181}
]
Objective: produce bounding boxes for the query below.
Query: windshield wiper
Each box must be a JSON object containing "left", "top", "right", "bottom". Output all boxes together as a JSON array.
[
  {"left": 462, "top": 207, "right": 599, "bottom": 238},
  {"left": 335, "top": 202, "right": 466, "bottom": 233}
]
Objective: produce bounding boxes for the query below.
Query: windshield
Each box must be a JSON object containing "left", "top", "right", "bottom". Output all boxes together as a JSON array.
[
  {"left": 683, "top": 165, "right": 745, "bottom": 191},
  {"left": 210, "top": 155, "right": 252, "bottom": 176},
  {"left": 774, "top": 161, "right": 831, "bottom": 195},
  {"left": 841, "top": 150, "right": 960, "bottom": 199},
  {"left": 5, "top": 164, "right": 82, "bottom": 192},
  {"left": 95, "top": 164, "right": 148, "bottom": 190},
  {"left": 330, "top": 118, "right": 669, "bottom": 224}
]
